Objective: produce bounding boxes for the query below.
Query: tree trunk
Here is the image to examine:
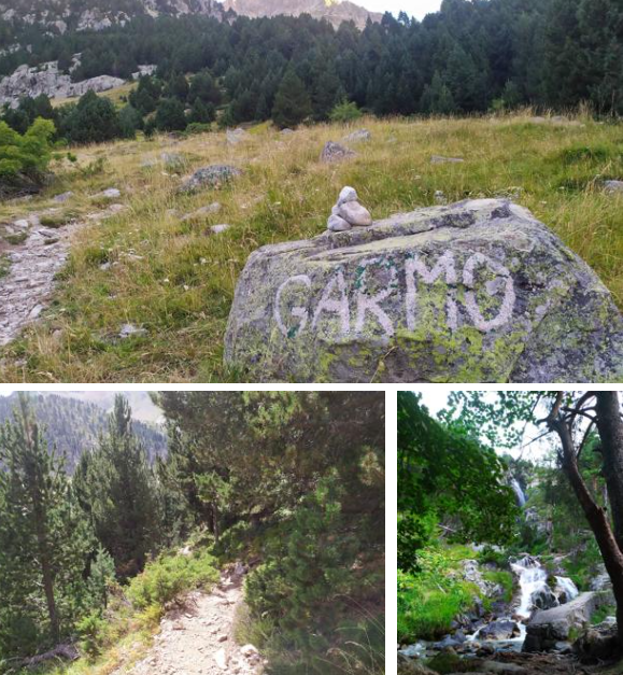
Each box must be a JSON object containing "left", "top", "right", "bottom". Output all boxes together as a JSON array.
[
  {"left": 19, "top": 396, "right": 61, "bottom": 643},
  {"left": 550, "top": 414, "right": 623, "bottom": 649},
  {"left": 595, "top": 392, "right": 623, "bottom": 553}
]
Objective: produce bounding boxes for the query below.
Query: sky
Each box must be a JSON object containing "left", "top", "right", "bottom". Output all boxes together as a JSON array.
[
  {"left": 417, "top": 390, "right": 557, "bottom": 461},
  {"left": 359, "top": 0, "right": 442, "bottom": 19}
]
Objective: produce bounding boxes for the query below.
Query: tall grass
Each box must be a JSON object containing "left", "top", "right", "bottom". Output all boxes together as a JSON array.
[{"left": 2, "top": 111, "right": 623, "bottom": 382}]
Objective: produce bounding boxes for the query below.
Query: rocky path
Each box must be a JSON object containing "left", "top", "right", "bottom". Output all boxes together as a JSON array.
[
  {"left": 122, "top": 570, "right": 263, "bottom": 675},
  {"left": 0, "top": 204, "right": 122, "bottom": 347}
]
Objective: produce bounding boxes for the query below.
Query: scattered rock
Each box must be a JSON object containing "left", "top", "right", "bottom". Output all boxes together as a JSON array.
[
  {"left": 214, "top": 648, "right": 227, "bottom": 669},
  {"left": 397, "top": 658, "right": 437, "bottom": 675},
  {"left": 179, "top": 165, "right": 242, "bottom": 194},
  {"left": 604, "top": 180, "right": 623, "bottom": 195},
  {"left": 227, "top": 128, "right": 249, "bottom": 145},
  {"left": 98, "top": 188, "right": 121, "bottom": 200},
  {"left": 54, "top": 191, "right": 73, "bottom": 203},
  {"left": 320, "top": 141, "right": 356, "bottom": 163},
  {"left": 210, "top": 224, "right": 230, "bottom": 234},
  {"left": 574, "top": 619, "right": 619, "bottom": 663},
  {"left": 181, "top": 203, "right": 222, "bottom": 221},
  {"left": 431, "top": 155, "right": 464, "bottom": 164},
  {"left": 478, "top": 620, "right": 521, "bottom": 640},
  {"left": 13, "top": 219, "right": 29, "bottom": 229},
  {"left": 343, "top": 128, "right": 371, "bottom": 143},
  {"left": 224, "top": 198, "right": 623, "bottom": 383},
  {"left": 119, "top": 323, "right": 147, "bottom": 339},
  {"left": 434, "top": 189, "right": 447, "bottom": 204},
  {"left": 280, "top": 128, "right": 294, "bottom": 135}
]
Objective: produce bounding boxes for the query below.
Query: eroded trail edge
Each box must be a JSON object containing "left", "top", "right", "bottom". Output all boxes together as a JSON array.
[{"left": 124, "top": 567, "right": 263, "bottom": 675}]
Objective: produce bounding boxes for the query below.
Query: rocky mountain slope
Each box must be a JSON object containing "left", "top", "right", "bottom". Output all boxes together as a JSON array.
[
  {"left": 222, "top": 0, "right": 382, "bottom": 29},
  {"left": 0, "top": 392, "right": 167, "bottom": 471},
  {"left": 0, "top": 0, "right": 227, "bottom": 34},
  {"left": 0, "top": 0, "right": 380, "bottom": 34}
]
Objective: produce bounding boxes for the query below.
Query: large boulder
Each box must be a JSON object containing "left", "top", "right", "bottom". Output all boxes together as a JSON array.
[
  {"left": 224, "top": 199, "right": 623, "bottom": 383},
  {"left": 523, "top": 592, "right": 610, "bottom": 653},
  {"left": 479, "top": 620, "right": 522, "bottom": 640}
]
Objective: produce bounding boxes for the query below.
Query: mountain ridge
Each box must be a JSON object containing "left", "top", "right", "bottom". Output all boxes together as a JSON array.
[
  {"left": 0, "top": 0, "right": 381, "bottom": 34},
  {"left": 0, "top": 393, "right": 168, "bottom": 472}
]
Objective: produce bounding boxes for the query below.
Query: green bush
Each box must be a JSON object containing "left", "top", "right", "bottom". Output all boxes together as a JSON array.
[
  {"left": 76, "top": 611, "right": 108, "bottom": 660},
  {"left": 329, "top": 100, "right": 362, "bottom": 124},
  {"left": 127, "top": 549, "right": 218, "bottom": 610},
  {"left": 0, "top": 117, "right": 55, "bottom": 197},
  {"left": 398, "top": 547, "right": 480, "bottom": 642}
]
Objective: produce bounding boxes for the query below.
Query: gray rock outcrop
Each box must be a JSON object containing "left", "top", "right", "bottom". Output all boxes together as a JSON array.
[
  {"left": 178, "top": 165, "right": 242, "bottom": 194},
  {"left": 0, "top": 59, "right": 127, "bottom": 107},
  {"left": 224, "top": 198, "right": 623, "bottom": 383},
  {"left": 320, "top": 141, "right": 356, "bottom": 163},
  {"left": 523, "top": 592, "right": 611, "bottom": 652}
]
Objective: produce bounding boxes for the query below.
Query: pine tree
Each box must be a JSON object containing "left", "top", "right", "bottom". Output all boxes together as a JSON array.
[
  {"left": 271, "top": 66, "right": 312, "bottom": 129},
  {"left": 0, "top": 395, "right": 93, "bottom": 656},
  {"left": 155, "top": 98, "right": 187, "bottom": 132},
  {"left": 79, "top": 396, "right": 161, "bottom": 577}
]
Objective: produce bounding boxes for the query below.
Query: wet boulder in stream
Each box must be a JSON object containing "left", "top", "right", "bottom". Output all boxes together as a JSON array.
[
  {"left": 523, "top": 591, "right": 612, "bottom": 652},
  {"left": 479, "top": 620, "right": 522, "bottom": 640}
]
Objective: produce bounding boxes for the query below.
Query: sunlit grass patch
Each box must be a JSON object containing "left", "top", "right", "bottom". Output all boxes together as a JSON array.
[{"left": 2, "top": 112, "right": 623, "bottom": 381}]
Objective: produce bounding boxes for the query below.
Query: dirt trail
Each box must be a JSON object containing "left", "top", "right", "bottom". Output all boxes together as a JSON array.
[
  {"left": 0, "top": 205, "right": 122, "bottom": 347},
  {"left": 124, "top": 569, "right": 263, "bottom": 675}
]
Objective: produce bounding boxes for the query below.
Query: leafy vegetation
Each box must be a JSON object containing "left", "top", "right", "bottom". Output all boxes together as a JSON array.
[
  {"left": 0, "top": 118, "right": 55, "bottom": 197},
  {"left": 3, "top": 112, "right": 622, "bottom": 382},
  {"left": 398, "top": 546, "right": 480, "bottom": 641},
  {"left": 4, "top": 0, "right": 623, "bottom": 127},
  {"left": 0, "top": 392, "right": 384, "bottom": 675}
]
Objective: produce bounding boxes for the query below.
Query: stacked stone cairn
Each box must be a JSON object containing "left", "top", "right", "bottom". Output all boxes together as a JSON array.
[{"left": 327, "top": 186, "right": 373, "bottom": 232}]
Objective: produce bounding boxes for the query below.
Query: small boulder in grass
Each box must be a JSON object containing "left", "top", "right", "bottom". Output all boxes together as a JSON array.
[
  {"left": 604, "top": 180, "right": 623, "bottom": 194},
  {"left": 320, "top": 141, "right": 356, "bottom": 163},
  {"left": 178, "top": 165, "right": 242, "bottom": 194}
]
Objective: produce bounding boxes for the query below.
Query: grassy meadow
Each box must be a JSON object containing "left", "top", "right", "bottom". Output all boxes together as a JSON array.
[{"left": 2, "top": 110, "right": 623, "bottom": 382}]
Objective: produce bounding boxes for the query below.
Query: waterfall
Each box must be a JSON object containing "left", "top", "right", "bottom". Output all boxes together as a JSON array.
[
  {"left": 555, "top": 576, "right": 579, "bottom": 602},
  {"left": 509, "top": 556, "right": 548, "bottom": 618},
  {"left": 510, "top": 478, "right": 526, "bottom": 508}
]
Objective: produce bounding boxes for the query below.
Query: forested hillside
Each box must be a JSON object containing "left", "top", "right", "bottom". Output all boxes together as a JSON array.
[
  {"left": 399, "top": 391, "right": 623, "bottom": 675},
  {"left": 2, "top": 0, "right": 623, "bottom": 134},
  {"left": 0, "top": 391, "right": 385, "bottom": 675},
  {"left": 0, "top": 393, "right": 167, "bottom": 470}
]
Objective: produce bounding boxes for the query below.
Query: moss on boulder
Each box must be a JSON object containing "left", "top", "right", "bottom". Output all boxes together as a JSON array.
[{"left": 224, "top": 199, "right": 623, "bottom": 382}]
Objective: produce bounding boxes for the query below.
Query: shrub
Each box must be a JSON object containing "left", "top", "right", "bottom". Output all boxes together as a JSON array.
[
  {"left": 329, "top": 100, "right": 362, "bottom": 124},
  {"left": 0, "top": 117, "right": 55, "bottom": 197},
  {"left": 127, "top": 549, "right": 218, "bottom": 610},
  {"left": 397, "top": 547, "right": 480, "bottom": 642},
  {"left": 76, "top": 611, "right": 108, "bottom": 659}
]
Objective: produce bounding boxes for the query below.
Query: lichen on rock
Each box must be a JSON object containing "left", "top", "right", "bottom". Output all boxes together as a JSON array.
[{"left": 224, "top": 198, "right": 623, "bottom": 383}]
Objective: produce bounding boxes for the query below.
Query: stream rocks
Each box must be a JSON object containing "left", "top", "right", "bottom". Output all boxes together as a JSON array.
[
  {"left": 479, "top": 620, "right": 522, "bottom": 640},
  {"left": 224, "top": 198, "right": 623, "bottom": 383},
  {"left": 523, "top": 592, "right": 611, "bottom": 652}
]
